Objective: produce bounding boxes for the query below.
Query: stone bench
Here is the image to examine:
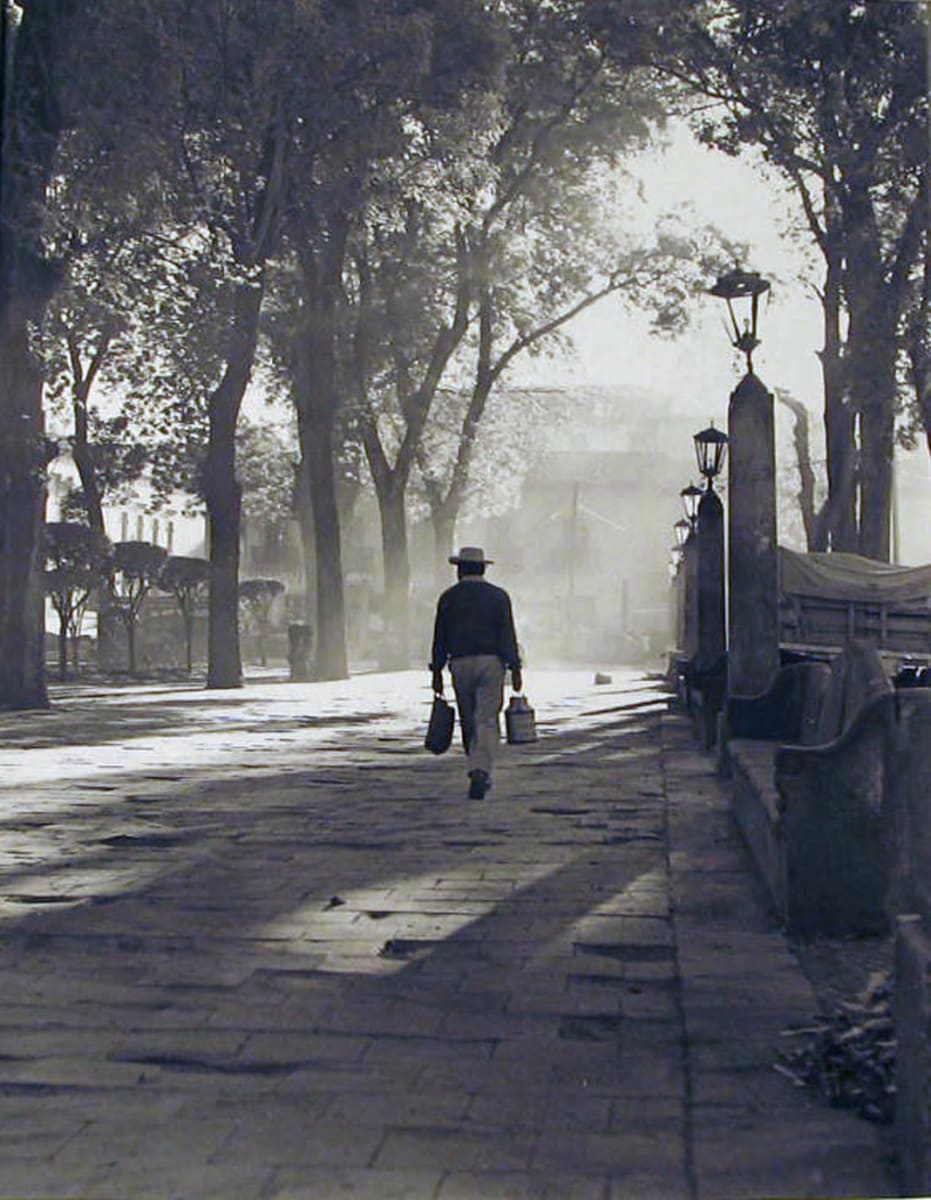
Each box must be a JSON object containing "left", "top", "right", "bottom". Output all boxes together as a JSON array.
[
  {"left": 729, "top": 670, "right": 931, "bottom": 1192},
  {"left": 726, "top": 641, "right": 894, "bottom": 937}
]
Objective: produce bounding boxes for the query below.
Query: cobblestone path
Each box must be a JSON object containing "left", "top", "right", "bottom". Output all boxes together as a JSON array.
[{"left": 0, "top": 670, "right": 892, "bottom": 1199}]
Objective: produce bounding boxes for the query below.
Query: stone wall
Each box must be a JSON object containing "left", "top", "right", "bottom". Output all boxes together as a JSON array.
[{"left": 890, "top": 692, "right": 931, "bottom": 1196}]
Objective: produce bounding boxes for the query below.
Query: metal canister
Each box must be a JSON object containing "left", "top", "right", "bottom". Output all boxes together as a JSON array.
[{"left": 505, "top": 695, "right": 537, "bottom": 744}]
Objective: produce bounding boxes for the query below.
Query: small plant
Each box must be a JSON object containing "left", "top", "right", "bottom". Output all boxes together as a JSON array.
[{"left": 44, "top": 522, "right": 111, "bottom": 679}]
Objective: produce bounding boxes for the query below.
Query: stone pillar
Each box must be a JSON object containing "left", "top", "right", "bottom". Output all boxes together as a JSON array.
[
  {"left": 681, "top": 533, "right": 699, "bottom": 662},
  {"left": 668, "top": 569, "right": 677, "bottom": 651},
  {"left": 696, "top": 487, "right": 726, "bottom": 747},
  {"left": 728, "top": 372, "right": 780, "bottom": 697}
]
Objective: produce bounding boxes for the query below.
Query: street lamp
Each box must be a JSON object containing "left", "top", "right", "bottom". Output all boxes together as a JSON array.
[
  {"left": 693, "top": 423, "right": 729, "bottom": 489},
  {"left": 709, "top": 266, "right": 771, "bottom": 374},
  {"left": 710, "top": 264, "right": 780, "bottom": 699},
  {"left": 690, "top": 424, "right": 728, "bottom": 749},
  {"left": 680, "top": 482, "right": 703, "bottom": 533},
  {"left": 673, "top": 518, "right": 691, "bottom": 549}
]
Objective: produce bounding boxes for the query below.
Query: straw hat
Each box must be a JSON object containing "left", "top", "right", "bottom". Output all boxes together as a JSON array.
[{"left": 449, "top": 546, "right": 494, "bottom": 565}]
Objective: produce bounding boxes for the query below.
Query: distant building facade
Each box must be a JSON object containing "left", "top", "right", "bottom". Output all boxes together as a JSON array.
[{"left": 434, "top": 386, "right": 703, "bottom": 667}]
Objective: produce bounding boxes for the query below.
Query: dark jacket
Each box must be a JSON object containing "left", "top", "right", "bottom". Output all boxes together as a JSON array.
[{"left": 430, "top": 578, "right": 521, "bottom": 671}]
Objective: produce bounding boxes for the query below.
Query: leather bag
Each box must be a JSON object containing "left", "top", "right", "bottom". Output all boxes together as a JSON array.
[{"left": 425, "top": 695, "right": 455, "bottom": 754}]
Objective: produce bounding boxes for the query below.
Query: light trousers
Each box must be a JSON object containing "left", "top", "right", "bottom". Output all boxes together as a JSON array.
[{"left": 449, "top": 654, "right": 506, "bottom": 777}]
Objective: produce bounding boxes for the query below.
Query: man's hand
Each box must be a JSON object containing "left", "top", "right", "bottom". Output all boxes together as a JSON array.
[
  {"left": 431, "top": 669, "right": 444, "bottom": 696},
  {"left": 511, "top": 667, "right": 523, "bottom": 693}
]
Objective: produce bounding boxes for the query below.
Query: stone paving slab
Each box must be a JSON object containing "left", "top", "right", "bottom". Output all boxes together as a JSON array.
[
  {"left": 0, "top": 669, "right": 898, "bottom": 1198},
  {"left": 662, "top": 714, "right": 894, "bottom": 1200}
]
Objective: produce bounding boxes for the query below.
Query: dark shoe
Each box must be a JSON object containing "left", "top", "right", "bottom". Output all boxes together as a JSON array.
[{"left": 468, "top": 770, "right": 490, "bottom": 799}]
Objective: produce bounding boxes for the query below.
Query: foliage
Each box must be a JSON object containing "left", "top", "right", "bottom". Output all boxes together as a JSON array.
[
  {"left": 110, "top": 541, "right": 169, "bottom": 620},
  {"left": 44, "top": 520, "right": 111, "bottom": 576},
  {"left": 898, "top": 236, "right": 931, "bottom": 455},
  {"left": 239, "top": 579, "right": 285, "bottom": 605},
  {"left": 414, "top": 387, "right": 571, "bottom": 522},
  {"left": 159, "top": 555, "right": 210, "bottom": 600},
  {"left": 48, "top": 411, "right": 149, "bottom": 526},
  {"left": 34, "top": 0, "right": 207, "bottom": 527},
  {"left": 237, "top": 420, "right": 298, "bottom": 531},
  {"left": 348, "top": 0, "right": 687, "bottom": 604},
  {"left": 591, "top": 0, "right": 929, "bottom": 558},
  {"left": 382, "top": 3, "right": 739, "bottom": 567},
  {"left": 261, "top": 0, "right": 504, "bottom": 676}
]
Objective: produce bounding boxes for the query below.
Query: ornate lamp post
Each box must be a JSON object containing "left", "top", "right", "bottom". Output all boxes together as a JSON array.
[
  {"left": 709, "top": 267, "right": 770, "bottom": 374},
  {"left": 691, "top": 421, "right": 728, "bottom": 747},
  {"left": 694, "top": 424, "right": 729, "bottom": 487},
  {"left": 680, "top": 482, "right": 703, "bottom": 543},
  {"left": 709, "top": 266, "right": 780, "bottom": 699}
]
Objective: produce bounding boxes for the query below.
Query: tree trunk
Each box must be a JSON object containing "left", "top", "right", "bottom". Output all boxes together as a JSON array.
[
  {"left": 73, "top": 409, "right": 120, "bottom": 669},
  {"left": 57, "top": 608, "right": 69, "bottom": 681},
  {"left": 910, "top": 240, "right": 930, "bottom": 479},
  {"left": 184, "top": 608, "right": 194, "bottom": 673},
  {"left": 296, "top": 403, "right": 348, "bottom": 680},
  {"left": 293, "top": 457, "right": 317, "bottom": 625},
  {"left": 0, "top": 311, "right": 49, "bottom": 709},
  {"left": 257, "top": 611, "right": 267, "bottom": 667},
  {"left": 823, "top": 395, "right": 857, "bottom": 551},
  {"left": 361, "top": 440, "right": 413, "bottom": 670},
  {"left": 0, "top": 0, "right": 78, "bottom": 710},
  {"left": 71, "top": 439, "right": 106, "bottom": 536},
  {"left": 858, "top": 402, "right": 894, "bottom": 562},
  {"left": 205, "top": 416, "right": 242, "bottom": 688},
  {"left": 376, "top": 483, "right": 411, "bottom": 671},
  {"left": 69, "top": 343, "right": 109, "bottom": 536},
  {"left": 847, "top": 305, "right": 897, "bottom": 561},
  {"left": 819, "top": 249, "right": 858, "bottom": 551},
  {"left": 292, "top": 228, "right": 350, "bottom": 682},
  {"left": 843, "top": 184, "right": 906, "bottom": 563},
  {"left": 204, "top": 279, "right": 263, "bottom": 689},
  {"left": 424, "top": 301, "right": 495, "bottom": 591},
  {"left": 776, "top": 392, "right": 823, "bottom": 551},
  {"left": 431, "top": 506, "right": 457, "bottom": 591},
  {"left": 70, "top": 613, "right": 81, "bottom": 673},
  {"left": 126, "top": 615, "right": 137, "bottom": 674}
]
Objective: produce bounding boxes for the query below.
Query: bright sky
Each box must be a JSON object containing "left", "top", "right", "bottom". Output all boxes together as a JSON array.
[
  {"left": 514, "top": 122, "right": 931, "bottom": 564},
  {"left": 516, "top": 123, "right": 824, "bottom": 413}
]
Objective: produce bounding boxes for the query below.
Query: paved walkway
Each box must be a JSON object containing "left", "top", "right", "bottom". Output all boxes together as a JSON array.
[{"left": 0, "top": 669, "right": 894, "bottom": 1199}]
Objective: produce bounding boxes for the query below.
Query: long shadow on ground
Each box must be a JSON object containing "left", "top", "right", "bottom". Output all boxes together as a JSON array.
[{"left": 0, "top": 684, "right": 679, "bottom": 1193}]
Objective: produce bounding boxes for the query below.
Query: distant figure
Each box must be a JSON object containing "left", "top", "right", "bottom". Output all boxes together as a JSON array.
[{"left": 429, "top": 547, "right": 522, "bottom": 799}]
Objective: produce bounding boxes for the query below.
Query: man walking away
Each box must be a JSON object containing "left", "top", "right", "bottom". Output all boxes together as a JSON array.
[{"left": 429, "top": 547, "right": 522, "bottom": 799}]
